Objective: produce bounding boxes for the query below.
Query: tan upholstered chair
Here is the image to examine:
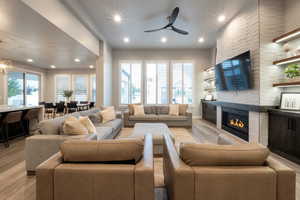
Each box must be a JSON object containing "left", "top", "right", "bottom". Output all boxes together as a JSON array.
[
  {"left": 36, "top": 134, "right": 154, "bottom": 200},
  {"left": 163, "top": 134, "right": 295, "bottom": 200}
]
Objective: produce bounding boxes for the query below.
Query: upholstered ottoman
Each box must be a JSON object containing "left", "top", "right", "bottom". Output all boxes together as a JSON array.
[{"left": 127, "top": 123, "right": 175, "bottom": 156}]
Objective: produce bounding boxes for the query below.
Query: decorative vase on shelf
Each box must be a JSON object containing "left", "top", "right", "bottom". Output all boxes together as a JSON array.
[{"left": 283, "top": 43, "right": 292, "bottom": 58}]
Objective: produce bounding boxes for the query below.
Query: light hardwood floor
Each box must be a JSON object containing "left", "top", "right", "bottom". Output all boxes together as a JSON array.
[{"left": 1, "top": 126, "right": 300, "bottom": 200}]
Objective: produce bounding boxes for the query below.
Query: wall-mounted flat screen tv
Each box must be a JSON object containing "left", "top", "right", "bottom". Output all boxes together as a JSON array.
[{"left": 215, "top": 51, "right": 252, "bottom": 91}]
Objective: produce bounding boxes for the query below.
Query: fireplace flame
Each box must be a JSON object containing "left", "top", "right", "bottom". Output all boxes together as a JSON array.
[{"left": 230, "top": 119, "right": 245, "bottom": 128}]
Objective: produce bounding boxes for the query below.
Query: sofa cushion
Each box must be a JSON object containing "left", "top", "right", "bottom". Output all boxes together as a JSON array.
[
  {"left": 158, "top": 115, "right": 188, "bottom": 121},
  {"left": 63, "top": 117, "right": 89, "bottom": 135},
  {"left": 133, "top": 105, "right": 145, "bottom": 115},
  {"left": 156, "top": 106, "right": 169, "bottom": 114},
  {"left": 128, "top": 104, "right": 141, "bottom": 115},
  {"left": 60, "top": 138, "right": 144, "bottom": 163},
  {"left": 99, "top": 118, "right": 122, "bottom": 131},
  {"left": 179, "top": 104, "right": 188, "bottom": 115},
  {"left": 100, "top": 107, "right": 116, "bottom": 123},
  {"left": 39, "top": 112, "right": 80, "bottom": 135},
  {"left": 144, "top": 106, "right": 156, "bottom": 114},
  {"left": 79, "top": 116, "right": 96, "bottom": 134},
  {"left": 169, "top": 104, "right": 179, "bottom": 116},
  {"left": 180, "top": 143, "right": 269, "bottom": 166},
  {"left": 88, "top": 113, "right": 103, "bottom": 124},
  {"left": 94, "top": 127, "right": 114, "bottom": 140},
  {"left": 79, "top": 108, "right": 101, "bottom": 117},
  {"left": 129, "top": 114, "right": 158, "bottom": 121}
]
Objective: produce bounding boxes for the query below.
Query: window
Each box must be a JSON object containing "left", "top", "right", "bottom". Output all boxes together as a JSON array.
[
  {"left": 55, "top": 75, "right": 70, "bottom": 102},
  {"left": 91, "top": 75, "right": 96, "bottom": 102},
  {"left": 119, "top": 60, "right": 194, "bottom": 105},
  {"left": 146, "top": 62, "right": 168, "bottom": 104},
  {"left": 73, "top": 75, "right": 88, "bottom": 102},
  {"left": 7, "top": 72, "right": 24, "bottom": 106},
  {"left": 25, "top": 74, "right": 40, "bottom": 106},
  {"left": 120, "top": 62, "right": 142, "bottom": 104},
  {"left": 172, "top": 62, "right": 193, "bottom": 104},
  {"left": 7, "top": 72, "right": 40, "bottom": 106}
]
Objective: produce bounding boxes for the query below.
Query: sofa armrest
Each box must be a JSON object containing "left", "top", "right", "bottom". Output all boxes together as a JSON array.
[
  {"left": 25, "top": 135, "right": 87, "bottom": 172},
  {"left": 124, "top": 111, "right": 130, "bottom": 126},
  {"left": 115, "top": 111, "right": 123, "bottom": 119},
  {"left": 36, "top": 152, "right": 63, "bottom": 200},
  {"left": 266, "top": 157, "right": 296, "bottom": 200},
  {"left": 163, "top": 134, "right": 194, "bottom": 200},
  {"left": 135, "top": 134, "right": 154, "bottom": 200},
  {"left": 186, "top": 112, "right": 192, "bottom": 117}
]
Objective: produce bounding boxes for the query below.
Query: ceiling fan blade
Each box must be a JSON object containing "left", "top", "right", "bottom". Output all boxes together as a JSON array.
[
  {"left": 169, "top": 7, "right": 179, "bottom": 25},
  {"left": 144, "top": 26, "right": 168, "bottom": 33},
  {"left": 171, "top": 26, "right": 189, "bottom": 35}
]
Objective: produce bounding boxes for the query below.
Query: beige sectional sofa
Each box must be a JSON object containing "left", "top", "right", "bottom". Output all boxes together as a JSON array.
[
  {"left": 124, "top": 105, "right": 192, "bottom": 127},
  {"left": 36, "top": 134, "right": 154, "bottom": 200},
  {"left": 25, "top": 108, "right": 122, "bottom": 174}
]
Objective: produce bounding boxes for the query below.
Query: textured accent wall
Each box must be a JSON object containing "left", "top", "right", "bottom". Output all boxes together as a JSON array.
[
  {"left": 259, "top": 0, "right": 285, "bottom": 105},
  {"left": 216, "top": 1, "right": 260, "bottom": 105},
  {"left": 284, "top": 0, "right": 300, "bottom": 31}
]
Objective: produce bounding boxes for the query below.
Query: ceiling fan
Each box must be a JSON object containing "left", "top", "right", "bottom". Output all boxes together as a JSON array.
[{"left": 144, "top": 7, "right": 189, "bottom": 35}]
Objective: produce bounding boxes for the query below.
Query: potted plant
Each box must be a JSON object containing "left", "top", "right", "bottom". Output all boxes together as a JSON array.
[
  {"left": 284, "top": 64, "right": 300, "bottom": 79},
  {"left": 63, "top": 90, "right": 73, "bottom": 102}
]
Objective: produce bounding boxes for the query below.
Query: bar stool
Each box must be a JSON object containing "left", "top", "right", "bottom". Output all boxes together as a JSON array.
[
  {"left": 0, "top": 111, "right": 24, "bottom": 148},
  {"left": 23, "top": 108, "right": 40, "bottom": 136}
]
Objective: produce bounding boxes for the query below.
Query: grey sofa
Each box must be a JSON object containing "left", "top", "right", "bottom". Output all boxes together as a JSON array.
[
  {"left": 124, "top": 105, "right": 192, "bottom": 128},
  {"left": 25, "top": 108, "right": 122, "bottom": 174}
]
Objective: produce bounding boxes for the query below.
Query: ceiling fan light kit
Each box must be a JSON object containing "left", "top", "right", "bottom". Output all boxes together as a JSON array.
[{"left": 144, "top": 7, "right": 189, "bottom": 35}]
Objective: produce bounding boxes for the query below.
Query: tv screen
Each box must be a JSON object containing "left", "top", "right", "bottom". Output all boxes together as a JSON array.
[{"left": 215, "top": 51, "right": 252, "bottom": 91}]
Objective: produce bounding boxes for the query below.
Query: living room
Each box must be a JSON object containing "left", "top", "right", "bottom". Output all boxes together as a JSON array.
[{"left": 1, "top": 0, "right": 300, "bottom": 200}]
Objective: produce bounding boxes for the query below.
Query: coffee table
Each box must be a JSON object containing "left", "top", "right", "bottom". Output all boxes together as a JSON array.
[{"left": 128, "top": 123, "right": 175, "bottom": 156}]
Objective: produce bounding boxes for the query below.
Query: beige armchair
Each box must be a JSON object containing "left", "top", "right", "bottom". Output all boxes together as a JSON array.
[
  {"left": 163, "top": 134, "right": 295, "bottom": 200},
  {"left": 36, "top": 134, "right": 154, "bottom": 200}
]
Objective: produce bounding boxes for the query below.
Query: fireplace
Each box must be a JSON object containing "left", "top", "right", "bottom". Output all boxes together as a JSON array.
[{"left": 222, "top": 108, "right": 249, "bottom": 141}]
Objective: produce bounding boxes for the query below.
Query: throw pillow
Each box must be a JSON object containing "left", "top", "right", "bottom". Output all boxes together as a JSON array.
[
  {"left": 128, "top": 104, "right": 141, "bottom": 115},
  {"left": 79, "top": 116, "right": 97, "bottom": 134},
  {"left": 63, "top": 116, "right": 88, "bottom": 135},
  {"left": 100, "top": 107, "right": 116, "bottom": 123},
  {"left": 169, "top": 104, "right": 179, "bottom": 116},
  {"left": 88, "top": 113, "right": 103, "bottom": 124},
  {"left": 134, "top": 105, "right": 145, "bottom": 115},
  {"left": 179, "top": 104, "right": 188, "bottom": 115}
]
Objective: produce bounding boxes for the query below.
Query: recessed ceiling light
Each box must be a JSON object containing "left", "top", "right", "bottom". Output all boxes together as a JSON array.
[
  {"left": 123, "top": 37, "right": 130, "bottom": 43},
  {"left": 161, "top": 37, "right": 167, "bottom": 43},
  {"left": 27, "top": 59, "right": 33, "bottom": 63},
  {"left": 89, "top": 65, "right": 94, "bottom": 69},
  {"left": 113, "top": 14, "right": 122, "bottom": 23},
  {"left": 74, "top": 58, "right": 81, "bottom": 62},
  {"left": 198, "top": 37, "right": 205, "bottom": 43},
  {"left": 50, "top": 65, "right": 56, "bottom": 69},
  {"left": 218, "top": 15, "right": 226, "bottom": 22}
]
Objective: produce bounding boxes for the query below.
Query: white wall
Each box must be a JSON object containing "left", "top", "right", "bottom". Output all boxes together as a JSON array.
[
  {"left": 103, "top": 42, "right": 113, "bottom": 106},
  {"left": 112, "top": 48, "right": 212, "bottom": 117},
  {"left": 21, "top": 0, "right": 99, "bottom": 56}
]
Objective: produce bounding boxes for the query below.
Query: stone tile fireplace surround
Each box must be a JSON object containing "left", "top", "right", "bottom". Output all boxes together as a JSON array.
[{"left": 205, "top": 101, "right": 275, "bottom": 146}]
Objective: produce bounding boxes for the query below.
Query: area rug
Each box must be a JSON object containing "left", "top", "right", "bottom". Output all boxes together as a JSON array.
[{"left": 118, "top": 127, "right": 196, "bottom": 188}]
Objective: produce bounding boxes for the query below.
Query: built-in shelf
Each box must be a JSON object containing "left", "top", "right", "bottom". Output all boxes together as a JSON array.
[
  {"left": 204, "top": 77, "right": 215, "bottom": 81},
  {"left": 273, "top": 55, "right": 300, "bottom": 66},
  {"left": 273, "top": 27, "right": 300, "bottom": 43},
  {"left": 273, "top": 80, "right": 300, "bottom": 88}
]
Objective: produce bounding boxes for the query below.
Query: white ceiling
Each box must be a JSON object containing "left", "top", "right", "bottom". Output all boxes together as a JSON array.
[
  {"left": 0, "top": 0, "right": 98, "bottom": 69},
  {"left": 62, "top": 0, "right": 249, "bottom": 49}
]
